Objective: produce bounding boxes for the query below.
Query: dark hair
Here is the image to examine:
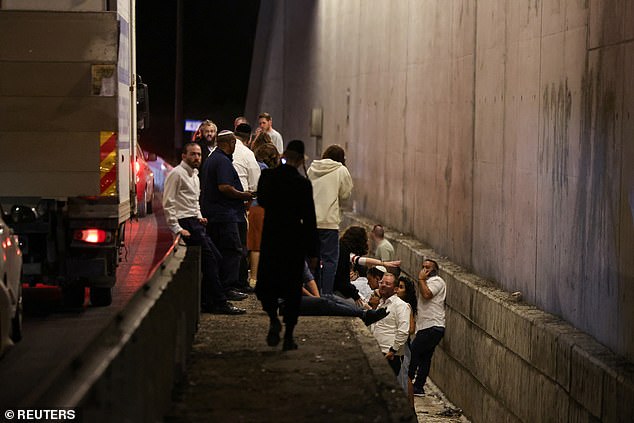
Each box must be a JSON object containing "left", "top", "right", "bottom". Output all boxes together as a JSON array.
[
  {"left": 322, "top": 144, "right": 346, "bottom": 165},
  {"left": 182, "top": 142, "right": 200, "bottom": 154},
  {"left": 254, "top": 143, "right": 280, "bottom": 169},
  {"left": 398, "top": 276, "right": 418, "bottom": 315},
  {"left": 340, "top": 226, "right": 369, "bottom": 256},
  {"left": 258, "top": 112, "right": 272, "bottom": 121},
  {"left": 250, "top": 132, "right": 272, "bottom": 151},
  {"left": 353, "top": 263, "right": 367, "bottom": 277},
  {"left": 367, "top": 266, "right": 385, "bottom": 279},
  {"left": 387, "top": 266, "right": 401, "bottom": 277}
]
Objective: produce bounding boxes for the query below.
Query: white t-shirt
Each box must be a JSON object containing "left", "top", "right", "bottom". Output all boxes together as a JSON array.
[
  {"left": 415, "top": 275, "right": 446, "bottom": 330},
  {"left": 268, "top": 128, "right": 284, "bottom": 154},
  {"left": 352, "top": 277, "right": 372, "bottom": 301},
  {"left": 232, "top": 140, "right": 261, "bottom": 192}
]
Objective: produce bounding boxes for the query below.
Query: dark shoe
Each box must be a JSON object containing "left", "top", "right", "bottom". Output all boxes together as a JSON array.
[
  {"left": 211, "top": 302, "right": 246, "bottom": 315},
  {"left": 362, "top": 308, "right": 389, "bottom": 326},
  {"left": 413, "top": 387, "right": 425, "bottom": 397},
  {"left": 226, "top": 289, "right": 248, "bottom": 301},
  {"left": 282, "top": 338, "right": 298, "bottom": 351},
  {"left": 266, "top": 319, "right": 282, "bottom": 346},
  {"left": 236, "top": 285, "right": 255, "bottom": 293}
]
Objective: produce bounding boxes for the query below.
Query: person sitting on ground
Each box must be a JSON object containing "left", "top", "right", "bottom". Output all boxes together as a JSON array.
[
  {"left": 370, "top": 272, "right": 411, "bottom": 377},
  {"left": 298, "top": 262, "right": 389, "bottom": 326},
  {"left": 366, "top": 265, "right": 385, "bottom": 299},
  {"left": 332, "top": 226, "right": 401, "bottom": 306},
  {"left": 350, "top": 264, "right": 373, "bottom": 302}
]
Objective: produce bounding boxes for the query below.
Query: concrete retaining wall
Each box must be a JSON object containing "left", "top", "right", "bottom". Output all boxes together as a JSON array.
[
  {"left": 343, "top": 212, "right": 634, "bottom": 422},
  {"left": 31, "top": 243, "right": 200, "bottom": 422},
  {"left": 246, "top": 1, "right": 634, "bottom": 367}
]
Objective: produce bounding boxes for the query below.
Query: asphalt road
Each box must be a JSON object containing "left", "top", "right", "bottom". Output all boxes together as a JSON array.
[{"left": 0, "top": 204, "right": 173, "bottom": 409}]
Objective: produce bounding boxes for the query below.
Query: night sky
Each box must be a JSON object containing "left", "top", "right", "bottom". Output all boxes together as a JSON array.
[{"left": 136, "top": 0, "right": 260, "bottom": 162}]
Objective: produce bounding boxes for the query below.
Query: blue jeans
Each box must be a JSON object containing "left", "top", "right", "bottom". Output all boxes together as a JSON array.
[
  {"left": 317, "top": 229, "right": 339, "bottom": 295},
  {"left": 299, "top": 295, "right": 362, "bottom": 318}
]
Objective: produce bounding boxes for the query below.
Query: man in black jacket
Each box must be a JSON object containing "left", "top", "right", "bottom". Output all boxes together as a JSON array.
[{"left": 256, "top": 140, "right": 319, "bottom": 351}]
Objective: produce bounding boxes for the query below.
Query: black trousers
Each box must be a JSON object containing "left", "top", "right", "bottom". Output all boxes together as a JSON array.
[
  {"left": 178, "top": 217, "right": 226, "bottom": 307},
  {"left": 206, "top": 221, "right": 242, "bottom": 292},
  {"left": 259, "top": 283, "right": 303, "bottom": 328},
  {"left": 408, "top": 326, "right": 444, "bottom": 389},
  {"left": 385, "top": 353, "right": 402, "bottom": 376},
  {"left": 237, "top": 220, "right": 249, "bottom": 288}
]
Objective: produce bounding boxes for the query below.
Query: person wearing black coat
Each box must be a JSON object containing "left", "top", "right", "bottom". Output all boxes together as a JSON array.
[{"left": 255, "top": 140, "right": 319, "bottom": 351}]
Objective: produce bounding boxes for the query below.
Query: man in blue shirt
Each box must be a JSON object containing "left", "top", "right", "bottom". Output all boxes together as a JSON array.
[{"left": 201, "top": 130, "right": 255, "bottom": 300}]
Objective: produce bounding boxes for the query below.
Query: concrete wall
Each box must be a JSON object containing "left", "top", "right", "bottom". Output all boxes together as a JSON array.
[
  {"left": 343, "top": 212, "right": 634, "bottom": 423},
  {"left": 246, "top": 0, "right": 634, "bottom": 363},
  {"left": 30, "top": 244, "right": 200, "bottom": 422}
]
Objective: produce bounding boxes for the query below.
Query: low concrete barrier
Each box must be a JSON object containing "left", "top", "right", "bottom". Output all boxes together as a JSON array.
[
  {"left": 343, "top": 212, "right": 634, "bottom": 423},
  {"left": 32, "top": 241, "right": 200, "bottom": 422}
]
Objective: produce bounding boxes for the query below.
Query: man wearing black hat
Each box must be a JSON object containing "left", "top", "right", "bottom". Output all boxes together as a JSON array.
[
  {"left": 201, "top": 130, "right": 255, "bottom": 301},
  {"left": 256, "top": 140, "right": 319, "bottom": 351}
]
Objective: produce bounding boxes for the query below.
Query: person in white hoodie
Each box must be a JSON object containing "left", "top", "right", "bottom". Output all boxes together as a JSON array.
[{"left": 307, "top": 145, "right": 353, "bottom": 295}]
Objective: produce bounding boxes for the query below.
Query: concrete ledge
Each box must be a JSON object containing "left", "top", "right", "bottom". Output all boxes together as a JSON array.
[
  {"left": 31, "top": 242, "right": 200, "bottom": 422},
  {"left": 342, "top": 212, "right": 634, "bottom": 423}
]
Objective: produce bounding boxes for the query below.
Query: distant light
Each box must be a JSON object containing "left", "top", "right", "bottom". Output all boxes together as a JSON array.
[{"left": 185, "top": 120, "right": 203, "bottom": 132}]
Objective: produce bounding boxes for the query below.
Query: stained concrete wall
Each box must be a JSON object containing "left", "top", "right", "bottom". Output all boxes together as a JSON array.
[
  {"left": 247, "top": 3, "right": 634, "bottom": 418},
  {"left": 343, "top": 211, "right": 634, "bottom": 422},
  {"left": 247, "top": 0, "right": 634, "bottom": 362}
]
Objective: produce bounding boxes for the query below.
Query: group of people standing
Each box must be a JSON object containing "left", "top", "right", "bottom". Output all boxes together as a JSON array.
[{"left": 161, "top": 112, "right": 447, "bottom": 407}]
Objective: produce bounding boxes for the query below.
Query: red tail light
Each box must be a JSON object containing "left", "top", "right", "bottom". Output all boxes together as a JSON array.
[
  {"left": 73, "top": 229, "right": 110, "bottom": 244},
  {"left": 135, "top": 161, "right": 141, "bottom": 183}
]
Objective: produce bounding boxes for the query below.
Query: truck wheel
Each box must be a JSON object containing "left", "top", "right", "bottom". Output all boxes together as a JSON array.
[
  {"left": 90, "top": 287, "right": 112, "bottom": 307},
  {"left": 63, "top": 285, "right": 85, "bottom": 308},
  {"left": 138, "top": 191, "right": 147, "bottom": 217},
  {"left": 11, "top": 286, "right": 23, "bottom": 342}
]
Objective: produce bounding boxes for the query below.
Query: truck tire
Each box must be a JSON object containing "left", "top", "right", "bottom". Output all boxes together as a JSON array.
[
  {"left": 90, "top": 287, "right": 112, "bottom": 307},
  {"left": 11, "top": 286, "right": 22, "bottom": 342}
]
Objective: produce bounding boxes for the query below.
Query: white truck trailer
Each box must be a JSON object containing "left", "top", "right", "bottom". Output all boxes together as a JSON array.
[{"left": 0, "top": 0, "right": 148, "bottom": 306}]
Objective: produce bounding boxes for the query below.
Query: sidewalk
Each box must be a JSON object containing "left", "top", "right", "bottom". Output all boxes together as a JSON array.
[{"left": 165, "top": 295, "right": 467, "bottom": 423}]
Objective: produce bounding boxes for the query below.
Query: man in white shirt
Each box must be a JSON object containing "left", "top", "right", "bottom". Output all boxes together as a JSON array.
[
  {"left": 233, "top": 125, "right": 261, "bottom": 193},
  {"left": 257, "top": 112, "right": 284, "bottom": 154},
  {"left": 233, "top": 124, "right": 261, "bottom": 292},
  {"left": 163, "top": 142, "right": 246, "bottom": 315},
  {"left": 408, "top": 259, "right": 446, "bottom": 397},
  {"left": 371, "top": 272, "right": 411, "bottom": 376}
]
